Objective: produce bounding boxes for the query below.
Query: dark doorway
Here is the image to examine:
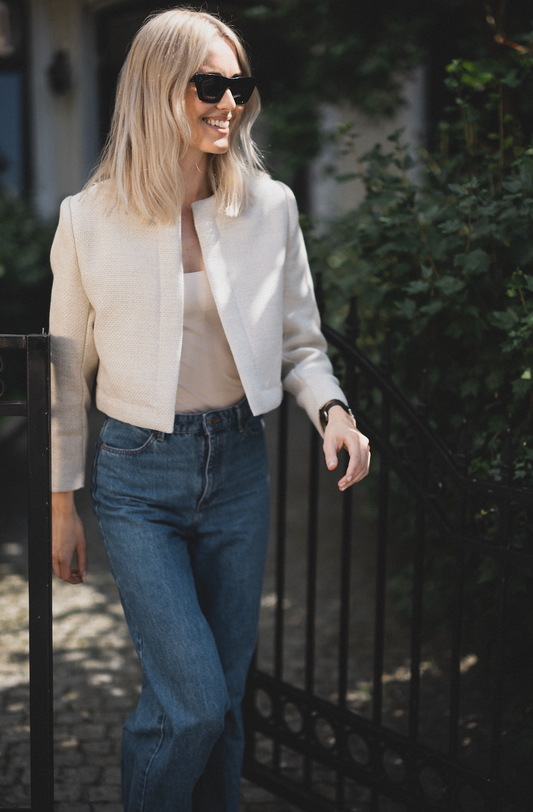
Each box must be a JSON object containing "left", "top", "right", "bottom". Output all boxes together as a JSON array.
[{"left": 0, "top": 0, "right": 29, "bottom": 194}]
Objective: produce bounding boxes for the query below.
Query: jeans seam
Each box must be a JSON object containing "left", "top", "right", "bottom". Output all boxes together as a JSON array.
[
  {"left": 139, "top": 713, "right": 166, "bottom": 812},
  {"left": 193, "top": 434, "right": 211, "bottom": 522}
]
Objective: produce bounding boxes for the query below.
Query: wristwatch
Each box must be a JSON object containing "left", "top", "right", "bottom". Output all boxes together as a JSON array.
[{"left": 319, "top": 400, "right": 354, "bottom": 429}]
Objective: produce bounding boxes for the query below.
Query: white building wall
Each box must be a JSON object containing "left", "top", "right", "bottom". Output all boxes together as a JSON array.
[
  {"left": 30, "top": 0, "right": 98, "bottom": 218},
  {"left": 309, "top": 66, "right": 427, "bottom": 222}
]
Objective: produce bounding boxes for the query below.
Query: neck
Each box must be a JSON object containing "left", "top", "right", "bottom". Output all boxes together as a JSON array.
[{"left": 180, "top": 150, "right": 212, "bottom": 208}]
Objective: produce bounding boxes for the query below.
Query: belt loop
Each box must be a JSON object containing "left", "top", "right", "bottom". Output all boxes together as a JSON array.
[{"left": 236, "top": 400, "right": 244, "bottom": 432}]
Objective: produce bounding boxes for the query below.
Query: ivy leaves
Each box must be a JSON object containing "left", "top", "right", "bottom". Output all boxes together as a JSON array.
[{"left": 307, "top": 55, "right": 533, "bottom": 481}]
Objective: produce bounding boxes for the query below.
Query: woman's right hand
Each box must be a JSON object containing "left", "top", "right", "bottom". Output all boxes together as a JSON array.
[{"left": 51, "top": 491, "right": 87, "bottom": 584}]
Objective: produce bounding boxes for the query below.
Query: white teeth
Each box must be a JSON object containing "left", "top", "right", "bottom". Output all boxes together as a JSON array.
[{"left": 205, "top": 118, "right": 230, "bottom": 129}]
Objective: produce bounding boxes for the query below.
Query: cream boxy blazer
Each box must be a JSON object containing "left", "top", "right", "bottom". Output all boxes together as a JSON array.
[{"left": 49, "top": 174, "right": 347, "bottom": 491}]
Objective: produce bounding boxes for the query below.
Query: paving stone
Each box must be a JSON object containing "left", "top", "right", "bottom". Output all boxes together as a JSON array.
[
  {"left": 54, "top": 781, "right": 83, "bottom": 801},
  {"left": 55, "top": 803, "right": 91, "bottom": 812},
  {"left": 102, "top": 766, "right": 121, "bottom": 785},
  {"left": 87, "top": 754, "right": 120, "bottom": 768},
  {"left": 54, "top": 750, "right": 84, "bottom": 767},
  {"left": 240, "top": 782, "right": 281, "bottom": 802},
  {"left": 56, "top": 711, "right": 85, "bottom": 725},
  {"left": 86, "top": 784, "right": 122, "bottom": 802},
  {"left": 82, "top": 740, "right": 113, "bottom": 755},
  {"left": 72, "top": 723, "right": 107, "bottom": 741},
  {"left": 59, "top": 765, "right": 102, "bottom": 784}
]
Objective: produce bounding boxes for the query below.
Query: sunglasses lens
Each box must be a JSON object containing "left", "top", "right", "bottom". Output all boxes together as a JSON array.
[
  {"left": 194, "top": 75, "right": 257, "bottom": 105},
  {"left": 230, "top": 77, "right": 256, "bottom": 104},
  {"left": 197, "top": 75, "right": 227, "bottom": 102}
]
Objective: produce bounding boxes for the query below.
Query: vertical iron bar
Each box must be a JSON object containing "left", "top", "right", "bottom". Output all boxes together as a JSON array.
[
  {"left": 273, "top": 393, "right": 289, "bottom": 770},
  {"left": 448, "top": 422, "right": 469, "bottom": 810},
  {"left": 447, "top": 535, "right": 466, "bottom": 809},
  {"left": 26, "top": 334, "right": 54, "bottom": 812},
  {"left": 489, "top": 435, "right": 512, "bottom": 787},
  {"left": 372, "top": 397, "right": 391, "bottom": 725},
  {"left": 408, "top": 455, "right": 426, "bottom": 743},
  {"left": 304, "top": 423, "right": 320, "bottom": 790},
  {"left": 336, "top": 454, "right": 352, "bottom": 808},
  {"left": 371, "top": 333, "right": 392, "bottom": 812}
]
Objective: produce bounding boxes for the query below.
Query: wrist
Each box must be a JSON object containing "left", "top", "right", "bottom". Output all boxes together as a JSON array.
[
  {"left": 325, "top": 405, "right": 354, "bottom": 423},
  {"left": 52, "top": 491, "right": 76, "bottom": 513},
  {"left": 319, "top": 399, "right": 354, "bottom": 429}
]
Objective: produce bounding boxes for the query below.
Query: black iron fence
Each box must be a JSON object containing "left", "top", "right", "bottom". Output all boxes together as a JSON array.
[
  {"left": 242, "top": 306, "right": 533, "bottom": 812},
  {"left": 0, "top": 334, "right": 53, "bottom": 812},
  {"left": 2, "top": 325, "right": 532, "bottom": 812}
]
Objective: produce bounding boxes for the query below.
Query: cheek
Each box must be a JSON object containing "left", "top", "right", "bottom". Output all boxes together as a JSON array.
[{"left": 232, "top": 107, "right": 245, "bottom": 129}]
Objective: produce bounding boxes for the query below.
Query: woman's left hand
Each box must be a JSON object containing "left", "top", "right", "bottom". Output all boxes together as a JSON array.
[{"left": 323, "top": 405, "right": 371, "bottom": 490}]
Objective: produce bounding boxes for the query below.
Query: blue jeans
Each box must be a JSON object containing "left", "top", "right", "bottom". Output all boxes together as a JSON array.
[{"left": 90, "top": 399, "right": 270, "bottom": 812}]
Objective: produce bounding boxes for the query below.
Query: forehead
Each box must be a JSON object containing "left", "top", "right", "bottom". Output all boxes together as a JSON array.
[{"left": 199, "top": 36, "right": 241, "bottom": 75}]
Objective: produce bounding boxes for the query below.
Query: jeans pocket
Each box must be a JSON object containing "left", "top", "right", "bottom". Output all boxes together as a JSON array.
[
  {"left": 244, "top": 414, "right": 265, "bottom": 438},
  {"left": 99, "top": 417, "right": 157, "bottom": 455}
]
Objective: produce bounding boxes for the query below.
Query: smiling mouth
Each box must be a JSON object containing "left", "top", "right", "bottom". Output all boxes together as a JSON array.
[{"left": 203, "top": 118, "right": 230, "bottom": 130}]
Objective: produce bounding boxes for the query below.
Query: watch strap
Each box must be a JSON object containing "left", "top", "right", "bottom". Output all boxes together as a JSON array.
[{"left": 320, "top": 399, "right": 353, "bottom": 428}]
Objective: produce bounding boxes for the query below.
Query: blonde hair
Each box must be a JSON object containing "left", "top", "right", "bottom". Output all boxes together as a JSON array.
[{"left": 85, "top": 8, "right": 264, "bottom": 223}]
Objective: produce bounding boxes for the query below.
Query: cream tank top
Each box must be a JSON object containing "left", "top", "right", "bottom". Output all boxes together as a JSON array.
[{"left": 175, "top": 271, "right": 245, "bottom": 413}]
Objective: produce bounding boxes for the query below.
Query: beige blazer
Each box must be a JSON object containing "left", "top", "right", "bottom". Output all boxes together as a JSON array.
[{"left": 49, "top": 175, "right": 347, "bottom": 491}]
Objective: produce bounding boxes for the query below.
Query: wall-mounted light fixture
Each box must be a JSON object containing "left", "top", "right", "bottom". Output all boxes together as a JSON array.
[
  {"left": 47, "top": 49, "right": 72, "bottom": 95},
  {"left": 0, "top": 1, "right": 15, "bottom": 57}
]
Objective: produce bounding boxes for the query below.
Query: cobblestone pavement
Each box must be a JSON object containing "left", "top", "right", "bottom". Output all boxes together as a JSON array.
[
  {"left": 0, "top": 410, "right": 312, "bottom": 812},
  {"left": 0, "top": 558, "right": 299, "bottom": 811},
  {"left": 0, "top": 401, "right": 396, "bottom": 811}
]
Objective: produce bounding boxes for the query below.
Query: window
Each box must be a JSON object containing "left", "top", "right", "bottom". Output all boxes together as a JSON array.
[{"left": 0, "top": 0, "right": 28, "bottom": 193}]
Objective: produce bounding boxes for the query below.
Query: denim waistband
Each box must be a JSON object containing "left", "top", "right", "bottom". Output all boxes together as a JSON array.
[{"left": 171, "top": 397, "right": 254, "bottom": 435}]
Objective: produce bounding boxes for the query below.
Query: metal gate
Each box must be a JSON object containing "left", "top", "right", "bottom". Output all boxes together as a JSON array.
[
  {"left": 242, "top": 304, "right": 532, "bottom": 812},
  {"left": 1, "top": 324, "right": 532, "bottom": 811},
  {"left": 0, "top": 334, "right": 53, "bottom": 812}
]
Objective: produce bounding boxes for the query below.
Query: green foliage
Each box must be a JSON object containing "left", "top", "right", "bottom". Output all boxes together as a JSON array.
[
  {"left": 237, "top": 0, "right": 533, "bottom": 185},
  {"left": 308, "top": 46, "right": 533, "bottom": 785},
  {"left": 0, "top": 192, "right": 54, "bottom": 335},
  {"left": 239, "top": 0, "right": 463, "bottom": 181},
  {"left": 308, "top": 47, "right": 533, "bottom": 483}
]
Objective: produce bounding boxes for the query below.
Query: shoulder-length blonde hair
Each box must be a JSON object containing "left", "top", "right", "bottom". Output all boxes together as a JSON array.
[{"left": 85, "top": 8, "right": 264, "bottom": 223}]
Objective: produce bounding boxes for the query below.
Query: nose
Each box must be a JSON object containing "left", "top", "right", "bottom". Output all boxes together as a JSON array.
[{"left": 216, "top": 87, "right": 236, "bottom": 111}]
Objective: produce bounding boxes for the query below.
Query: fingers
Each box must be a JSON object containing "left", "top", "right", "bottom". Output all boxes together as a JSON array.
[
  {"left": 51, "top": 494, "right": 88, "bottom": 584},
  {"left": 52, "top": 539, "right": 87, "bottom": 584},
  {"left": 323, "top": 424, "right": 371, "bottom": 491}
]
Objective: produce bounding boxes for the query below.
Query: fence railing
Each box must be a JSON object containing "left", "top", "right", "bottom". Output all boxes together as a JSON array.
[
  {"left": 242, "top": 306, "right": 532, "bottom": 812},
  {"left": 0, "top": 334, "right": 53, "bottom": 812},
  {"left": 1, "top": 325, "right": 532, "bottom": 811}
]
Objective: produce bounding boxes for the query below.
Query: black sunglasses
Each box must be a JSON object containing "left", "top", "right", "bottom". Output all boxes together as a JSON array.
[{"left": 190, "top": 73, "right": 256, "bottom": 105}]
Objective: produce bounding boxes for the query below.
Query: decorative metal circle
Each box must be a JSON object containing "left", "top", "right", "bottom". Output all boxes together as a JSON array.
[
  {"left": 383, "top": 749, "right": 405, "bottom": 783},
  {"left": 419, "top": 765, "right": 445, "bottom": 801},
  {"left": 348, "top": 733, "right": 370, "bottom": 766},
  {"left": 283, "top": 702, "right": 303, "bottom": 734},
  {"left": 314, "top": 717, "right": 336, "bottom": 749},
  {"left": 459, "top": 784, "right": 485, "bottom": 812},
  {"left": 0, "top": 379, "right": 4, "bottom": 398},
  {"left": 255, "top": 689, "right": 273, "bottom": 719}
]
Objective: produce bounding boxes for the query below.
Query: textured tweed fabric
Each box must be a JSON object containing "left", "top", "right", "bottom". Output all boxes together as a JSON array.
[{"left": 49, "top": 175, "right": 346, "bottom": 491}]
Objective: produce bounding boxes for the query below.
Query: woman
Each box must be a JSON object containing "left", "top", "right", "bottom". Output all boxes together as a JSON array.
[{"left": 50, "top": 8, "right": 370, "bottom": 812}]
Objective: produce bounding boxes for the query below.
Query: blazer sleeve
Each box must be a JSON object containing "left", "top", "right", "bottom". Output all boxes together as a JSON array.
[
  {"left": 279, "top": 183, "right": 348, "bottom": 434},
  {"left": 49, "top": 197, "right": 99, "bottom": 492}
]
